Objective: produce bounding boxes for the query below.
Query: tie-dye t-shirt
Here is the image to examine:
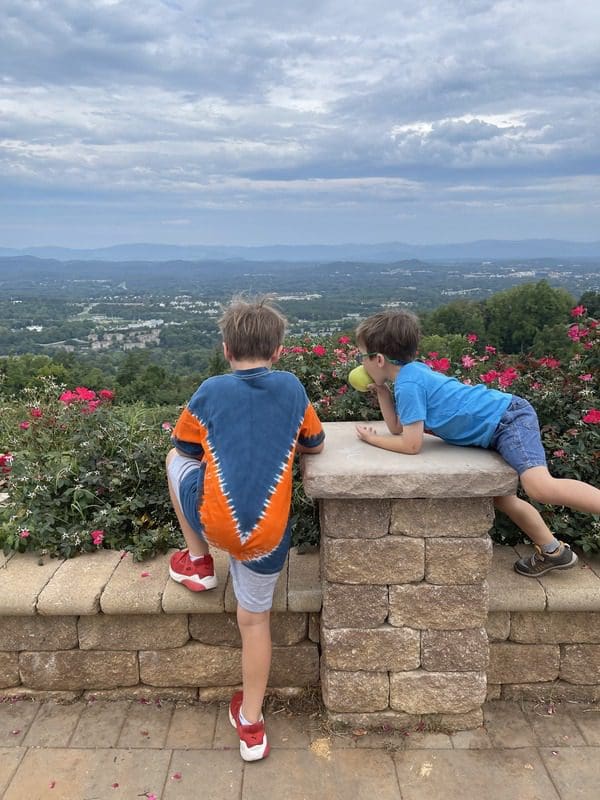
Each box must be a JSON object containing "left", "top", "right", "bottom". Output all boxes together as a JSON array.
[{"left": 171, "top": 366, "right": 325, "bottom": 574}]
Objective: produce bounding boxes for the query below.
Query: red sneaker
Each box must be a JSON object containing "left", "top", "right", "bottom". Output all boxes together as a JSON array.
[
  {"left": 228, "top": 691, "right": 270, "bottom": 761},
  {"left": 169, "top": 549, "right": 217, "bottom": 592}
]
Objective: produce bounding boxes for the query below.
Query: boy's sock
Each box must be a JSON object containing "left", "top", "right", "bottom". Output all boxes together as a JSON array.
[
  {"left": 188, "top": 552, "right": 206, "bottom": 562},
  {"left": 541, "top": 538, "right": 560, "bottom": 555},
  {"left": 239, "top": 708, "right": 264, "bottom": 726}
]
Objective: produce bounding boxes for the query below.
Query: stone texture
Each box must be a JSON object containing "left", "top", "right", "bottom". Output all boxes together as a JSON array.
[
  {"left": 324, "top": 536, "right": 424, "bottom": 584},
  {"left": 189, "top": 612, "right": 307, "bottom": 646},
  {"left": 320, "top": 498, "right": 391, "bottom": 538},
  {"left": 486, "top": 611, "right": 511, "bottom": 641},
  {"left": 308, "top": 613, "right": 320, "bottom": 642},
  {"left": 321, "top": 668, "right": 389, "bottom": 712},
  {"left": 85, "top": 686, "right": 198, "bottom": 702},
  {"left": 0, "top": 553, "right": 63, "bottom": 615},
  {"left": 269, "top": 642, "right": 320, "bottom": 687},
  {"left": 0, "top": 653, "right": 18, "bottom": 688},
  {"left": 560, "top": 644, "right": 600, "bottom": 684},
  {"left": 78, "top": 613, "right": 189, "bottom": 650},
  {"left": 287, "top": 548, "right": 322, "bottom": 612},
  {"left": 436, "top": 707, "right": 484, "bottom": 732},
  {"left": 161, "top": 548, "right": 229, "bottom": 613},
  {"left": 391, "top": 497, "right": 494, "bottom": 537},
  {"left": 100, "top": 551, "right": 169, "bottom": 614},
  {"left": 140, "top": 641, "right": 241, "bottom": 687},
  {"left": 421, "top": 628, "right": 489, "bottom": 672},
  {"left": 0, "top": 615, "right": 78, "bottom": 651},
  {"left": 302, "top": 422, "right": 517, "bottom": 499},
  {"left": 19, "top": 651, "right": 138, "bottom": 690},
  {"left": 322, "top": 584, "right": 388, "bottom": 629},
  {"left": 511, "top": 611, "right": 600, "bottom": 644},
  {"left": 328, "top": 709, "right": 418, "bottom": 732},
  {"left": 37, "top": 550, "right": 122, "bottom": 615},
  {"left": 487, "top": 545, "right": 547, "bottom": 611},
  {"left": 390, "top": 670, "right": 486, "bottom": 714},
  {"left": 488, "top": 642, "right": 560, "bottom": 684},
  {"left": 323, "top": 625, "right": 420, "bottom": 671},
  {"left": 501, "top": 682, "right": 600, "bottom": 702},
  {"left": 425, "top": 537, "right": 492, "bottom": 585},
  {"left": 388, "top": 583, "right": 488, "bottom": 630}
]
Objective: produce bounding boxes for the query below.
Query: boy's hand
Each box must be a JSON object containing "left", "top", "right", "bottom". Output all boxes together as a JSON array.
[{"left": 355, "top": 424, "right": 378, "bottom": 443}]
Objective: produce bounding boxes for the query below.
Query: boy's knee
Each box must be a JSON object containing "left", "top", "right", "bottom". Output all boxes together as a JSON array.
[
  {"left": 165, "top": 448, "right": 177, "bottom": 467},
  {"left": 237, "top": 606, "right": 270, "bottom": 628}
]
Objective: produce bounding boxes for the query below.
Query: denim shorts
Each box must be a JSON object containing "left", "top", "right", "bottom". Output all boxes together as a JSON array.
[
  {"left": 167, "top": 451, "right": 281, "bottom": 613},
  {"left": 489, "top": 396, "right": 547, "bottom": 476}
]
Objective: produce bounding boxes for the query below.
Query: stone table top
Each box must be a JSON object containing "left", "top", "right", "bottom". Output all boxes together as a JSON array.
[{"left": 302, "top": 421, "right": 518, "bottom": 499}]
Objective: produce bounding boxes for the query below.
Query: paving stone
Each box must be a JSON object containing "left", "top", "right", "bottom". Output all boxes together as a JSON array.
[
  {"left": 100, "top": 551, "right": 170, "bottom": 614},
  {"left": 0, "top": 748, "right": 25, "bottom": 797},
  {"left": 69, "top": 699, "right": 131, "bottom": 747},
  {"left": 483, "top": 701, "right": 537, "bottom": 748},
  {"left": 164, "top": 750, "right": 243, "bottom": 798},
  {"left": 162, "top": 548, "right": 229, "bottom": 613},
  {"left": 2, "top": 747, "right": 172, "bottom": 800},
  {"left": 242, "top": 747, "right": 402, "bottom": 800},
  {"left": 288, "top": 547, "right": 322, "bottom": 611},
  {"left": 450, "top": 727, "right": 494, "bottom": 749},
  {"left": 22, "top": 701, "right": 84, "bottom": 747},
  {"left": 393, "top": 748, "right": 559, "bottom": 800},
  {"left": 403, "top": 731, "right": 453, "bottom": 749},
  {"left": 37, "top": 549, "right": 122, "bottom": 615},
  {"left": 570, "top": 707, "right": 600, "bottom": 745},
  {"left": 539, "top": 747, "right": 600, "bottom": 800},
  {"left": 501, "top": 682, "right": 600, "bottom": 703},
  {"left": 116, "top": 699, "right": 175, "bottom": 748},
  {"left": 487, "top": 546, "right": 547, "bottom": 611},
  {"left": 0, "top": 700, "right": 40, "bottom": 746},
  {"left": 0, "top": 553, "right": 63, "bottom": 615},
  {"left": 165, "top": 702, "right": 218, "bottom": 748},
  {"left": 524, "top": 709, "right": 587, "bottom": 746}
]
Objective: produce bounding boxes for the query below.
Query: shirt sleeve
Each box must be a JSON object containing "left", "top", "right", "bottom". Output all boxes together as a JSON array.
[
  {"left": 171, "top": 405, "right": 205, "bottom": 458},
  {"left": 297, "top": 402, "right": 325, "bottom": 449},
  {"left": 395, "top": 380, "right": 427, "bottom": 426}
]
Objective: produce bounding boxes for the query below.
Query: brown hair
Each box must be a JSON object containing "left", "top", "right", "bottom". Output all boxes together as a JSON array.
[
  {"left": 355, "top": 310, "right": 421, "bottom": 363},
  {"left": 219, "top": 295, "right": 287, "bottom": 361}
]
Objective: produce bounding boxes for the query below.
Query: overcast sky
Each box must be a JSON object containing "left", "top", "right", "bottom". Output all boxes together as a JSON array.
[{"left": 1, "top": 0, "right": 599, "bottom": 248}]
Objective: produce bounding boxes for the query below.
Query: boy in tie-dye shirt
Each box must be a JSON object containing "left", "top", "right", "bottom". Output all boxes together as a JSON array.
[{"left": 166, "top": 296, "right": 324, "bottom": 762}]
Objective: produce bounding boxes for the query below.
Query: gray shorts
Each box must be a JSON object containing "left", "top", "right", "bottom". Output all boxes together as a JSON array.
[
  {"left": 167, "top": 451, "right": 281, "bottom": 613},
  {"left": 489, "top": 397, "right": 547, "bottom": 476}
]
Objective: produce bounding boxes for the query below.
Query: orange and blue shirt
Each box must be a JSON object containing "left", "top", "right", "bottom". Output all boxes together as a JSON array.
[{"left": 171, "top": 367, "right": 324, "bottom": 574}]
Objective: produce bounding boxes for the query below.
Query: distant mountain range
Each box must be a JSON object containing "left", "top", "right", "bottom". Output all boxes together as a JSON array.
[{"left": 1, "top": 239, "right": 600, "bottom": 263}]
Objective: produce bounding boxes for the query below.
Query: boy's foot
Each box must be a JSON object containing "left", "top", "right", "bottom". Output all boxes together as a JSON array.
[
  {"left": 169, "top": 549, "right": 217, "bottom": 591},
  {"left": 228, "top": 691, "right": 270, "bottom": 761},
  {"left": 514, "top": 541, "right": 578, "bottom": 577}
]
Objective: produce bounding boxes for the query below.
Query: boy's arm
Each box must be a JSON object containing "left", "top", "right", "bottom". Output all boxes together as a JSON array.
[
  {"left": 297, "top": 401, "right": 325, "bottom": 454},
  {"left": 355, "top": 420, "right": 424, "bottom": 455},
  {"left": 374, "top": 384, "right": 403, "bottom": 434}
]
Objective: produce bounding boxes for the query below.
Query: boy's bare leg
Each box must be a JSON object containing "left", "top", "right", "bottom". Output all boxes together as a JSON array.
[
  {"left": 493, "top": 494, "right": 556, "bottom": 548},
  {"left": 166, "top": 449, "right": 209, "bottom": 557},
  {"left": 520, "top": 466, "right": 600, "bottom": 514},
  {"left": 237, "top": 606, "right": 271, "bottom": 723}
]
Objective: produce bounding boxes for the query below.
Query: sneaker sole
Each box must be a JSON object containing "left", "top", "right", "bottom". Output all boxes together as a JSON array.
[
  {"left": 169, "top": 567, "right": 218, "bottom": 592},
  {"left": 228, "top": 708, "right": 270, "bottom": 761},
  {"left": 514, "top": 551, "right": 579, "bottom": 577}
]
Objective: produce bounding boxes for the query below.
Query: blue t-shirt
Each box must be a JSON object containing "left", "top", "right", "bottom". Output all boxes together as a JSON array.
[{"left": 395, "top": 361, "right": 513, "bottom": 447}]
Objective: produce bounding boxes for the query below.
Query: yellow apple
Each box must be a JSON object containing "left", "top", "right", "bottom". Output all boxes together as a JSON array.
[{"left": 348, "top": 365, "right": 373, "bottom": 392}]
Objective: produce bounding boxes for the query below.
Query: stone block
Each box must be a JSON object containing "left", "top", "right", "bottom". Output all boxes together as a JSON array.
[
  {"left": 308, "top": 613, "right": 320, "bottom": 643},
  {"left": 140, "top": 641, "right": 241, "bottom": 687},
  {"left": 388, "top": 583, "right": 488, "bottom": 630},
  {"left": 78, "top": 613, "right": 189, "bottom": 650},
  {"left": 487, "top": 546, "right": 546, "bottom": 611},
  {"left": 0, "top": 616, "right": 78, "bottom": 651},
  {"left": 560, "top": 644, "right": 600, "bottom": 684},
  {"left": 86, "top": 686, "right": 198, "bottom": 702},
  {"left": 161, "top": 549, "right": 229, "bottom": 613},
  {"left": 328, "top": 710, "right": 418, "bottom": 731},
  {"left": 487, "top": 642, "right": 560, "bottom": 684},
  {"left": 19, "top": 651, "right": 138, "bottom": 690},
  {"left": 323, "top": 536, "right": 424, "bottom": 584},
  {"left": 501, "top": 682, "right": 600, "bottom": 702},
  {"left": 0, "top": 652, "right": 19, "bottom": 688},
  {"left": 320, "top": 498, "right": 391, "bottom": 538},
  {"left": 390, "top": 670, "right": 486, "bottom": 714},
  {"left": 511, "top": 611, "right": 600, "bottom": 643},
  {"left": 421, "top": 628, "right": 488, "bottom": 671},
  {"left": 270, "top": 642, "right": 320, "bottom": 687},
  {"left": 322, "top": 584, "right": 388, "bottom": 629},
  {"left": 323, "top": 625, "right": 420, "bottom": 671},
  {"left": 425, "top": 537, "right": 492, "bottom": 585},
  {"left": 434, "top": 708, "right": 484, "bottom": 732},
  {"left": 189, "top": 612, "right": 308, "bottom": 646},
  {"left": 486, "top": 684, "right": 502, "bottom": 701},
  {"left": 100, "top": 551, "right": 169, "bottom": 614},
  {"left": 486, "top": 611, "right": 511, "bottom": 641},
  {"left": 390, "top": 497, "right": 494, "bottom": 537},
  {"left": 288, "top": 548, "right": 321, "bottom": 611},
  {"left": 321, "top": 668, "right": 389, "bottom": 712},
  {"left": 0, "top": 553, "right": 63, "bottom": 614},
  {"left": 37, "top": 550, "right": 122, "bottom": 615}
]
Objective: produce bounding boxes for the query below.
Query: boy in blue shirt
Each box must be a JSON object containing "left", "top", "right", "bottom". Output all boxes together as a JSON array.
[{"left": 354, "top": 310, "right": 600, "bottom": 576}]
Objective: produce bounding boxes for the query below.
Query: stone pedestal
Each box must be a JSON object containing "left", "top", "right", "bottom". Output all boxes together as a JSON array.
[{"left": 302, "top": 421, "right": 517, "bottom": 732}]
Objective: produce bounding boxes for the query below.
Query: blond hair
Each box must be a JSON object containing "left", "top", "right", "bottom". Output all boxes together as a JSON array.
[
  {"left": 219, "top": 295, "right": 287, "bottom": 360},
  {"left": 355, "top": 310, "right": 421, "bottom": 363}
]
